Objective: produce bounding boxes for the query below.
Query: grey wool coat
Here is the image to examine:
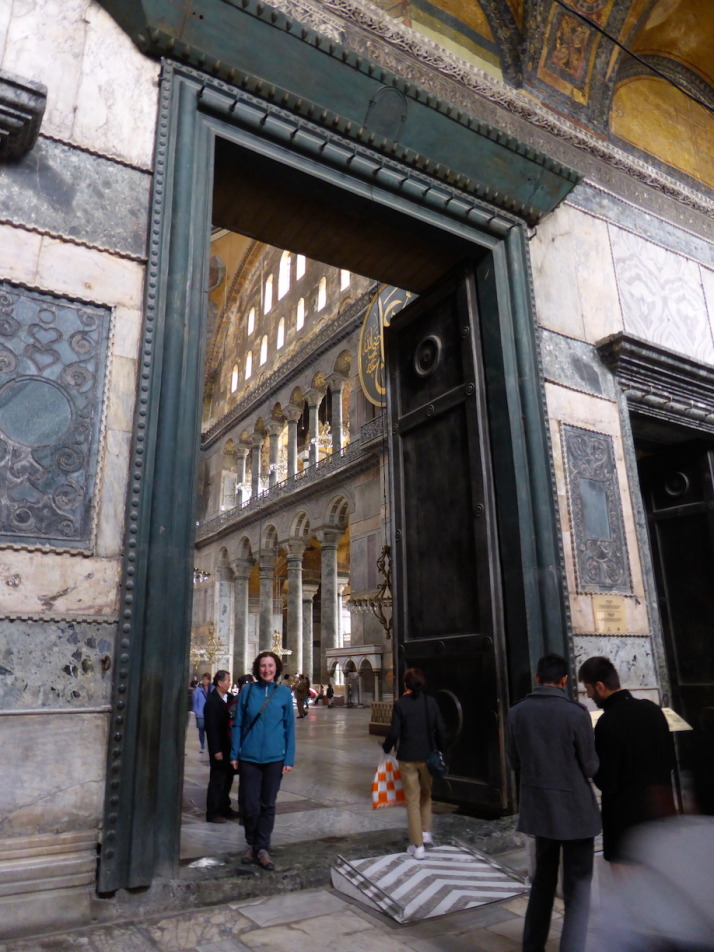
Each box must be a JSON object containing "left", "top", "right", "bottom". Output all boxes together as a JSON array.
[{"left": 506, "top": 685, "right": 601, "bottom": 840}]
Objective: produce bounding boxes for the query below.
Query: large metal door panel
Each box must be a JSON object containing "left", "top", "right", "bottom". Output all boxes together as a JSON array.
[{"left": 385, "top": 267, "right": 511, "bottom": 813}]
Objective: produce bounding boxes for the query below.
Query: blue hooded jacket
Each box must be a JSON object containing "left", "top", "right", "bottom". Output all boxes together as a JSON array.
[{"left": 230, "top": 680, "right": 295, "bottom": 766}]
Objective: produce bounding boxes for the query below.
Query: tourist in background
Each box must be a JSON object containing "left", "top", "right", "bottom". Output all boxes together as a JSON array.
[
  {"left": 192, "top": 671, "right": 211, "bottom": 752},
  {"left": 382, "top": 667, "right": 447, "bottom": 860},
  {"left": 231, "top": 650, "right": 295, "bottom": 871}
]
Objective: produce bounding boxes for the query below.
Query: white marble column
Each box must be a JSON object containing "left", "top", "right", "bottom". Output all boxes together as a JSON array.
[
  {"left": 336, "top": 573, "right": 349, "bottom": 648},
  {"left": 216, "top": 565, "right": 234, "bottom": 672},
  {"left": 306, "top": 389, "right": 322, "bottom": 466},
  {"left": 328, "top": 374, "right": 346, "bottom": 455},
  {"left": 318, "top": 527, "right": 340, "bottom": 682},
  {"left": 234, "top": 444, "right": 249, "bottom": 506},
  {"left": 230, "top": 556, "right": 253, "bottom": 676},
  {"left": 302, "top": 582, "right": 319, "bottom": 682},
  {"left": 285, "top": 542, "right": 305, "bottom": 674},
  {"left": 267, "top": 421, "right": 281, "bottom": 488},
  {"left": 285, "top": 404, "right": 301, "bottom": 478},
  {"left": 250, "top": 431, "right": 264, "bottom": 498},
  {"left": 258, "top": 550, "right": 275, "bottom": 648}
]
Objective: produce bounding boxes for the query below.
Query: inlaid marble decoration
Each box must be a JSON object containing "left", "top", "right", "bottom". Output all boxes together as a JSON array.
[
  {"left": 609, "top": 226, "right": 714, "bottom": 364},
  {"left": 562, "top": 424, "right": 632, "bottom": 594},
  {"left": 0, "top": 282, "right": 110, "bottom": 550}
]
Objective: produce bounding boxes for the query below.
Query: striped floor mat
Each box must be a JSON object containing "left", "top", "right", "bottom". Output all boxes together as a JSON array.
[{"left": 331, "top": 842, "right": 528, "bottom": 923}]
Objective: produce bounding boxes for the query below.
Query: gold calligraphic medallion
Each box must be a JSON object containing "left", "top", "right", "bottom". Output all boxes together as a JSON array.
[{"left": 358, "top": 286, "right": 416, "bottom": 407}]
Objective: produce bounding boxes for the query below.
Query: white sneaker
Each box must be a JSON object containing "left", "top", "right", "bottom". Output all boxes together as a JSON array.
[
  {"left": 422, "top": 832, "right": 434, "bottom": 847},
  {"left": 407, "top": 844, "right": 426, "bottom": 860}
]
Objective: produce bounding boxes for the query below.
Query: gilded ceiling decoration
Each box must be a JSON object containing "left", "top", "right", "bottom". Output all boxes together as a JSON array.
[{"left": 370, "top": 0, "right": 714, "bottom": 189}]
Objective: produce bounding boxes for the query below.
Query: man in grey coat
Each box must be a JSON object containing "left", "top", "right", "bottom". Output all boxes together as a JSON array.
[{"left": 506, "top": 654, "right": 601, "bottom": 952}]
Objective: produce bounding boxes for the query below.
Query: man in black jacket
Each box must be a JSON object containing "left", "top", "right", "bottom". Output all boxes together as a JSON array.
[
  {"left": 578, "top": 656, "right": 675, "bottom": 864},
  {"left": 507, "top": 653, "right": 600, "bottom": 952},
  {"left": 204, "top": 669, "right": 239, "bottom": 823}
]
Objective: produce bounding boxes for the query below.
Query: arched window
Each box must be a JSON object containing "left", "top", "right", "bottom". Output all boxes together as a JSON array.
[
  {"left": 296, "top": 254, "right": 306, "bottom": 279},
  {"left": 260, "top": 334, "right": 268, "bottom": 365},
  {"left": 340, "top": 269, "right": 351, "bottom": 290},
  {"left": 245, "top": 352, "right": 252, "bottom": 379},
  {"left": 247, "top": 307, "right": 255, "bottom": 335},
  {"left": 264, "top": 275, "right": 273, "bottom": 313},
  {"left": 296, "top": 297, "right": 305, "bottom": 330},
  {"left": 278, "top": 251, "right": 291, "bottom": 300},
  {"left": 231, "top": 365, "right": 239, "bottom": 392},
  {"left": 317, "top": 276, "right": 327, "bottom": 311},
  {"left": 277, "top": 318, "right": 285, "bottom": 349}
]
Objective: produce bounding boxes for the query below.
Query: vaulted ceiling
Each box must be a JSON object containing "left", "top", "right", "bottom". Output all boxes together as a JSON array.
[{"left": 376, "top": 0, "right": 714, "bottom": 188}]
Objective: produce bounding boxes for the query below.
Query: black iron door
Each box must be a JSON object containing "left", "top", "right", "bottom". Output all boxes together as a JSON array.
[
  {"left": 638, "top": 440, "right": 714, "bottom": 735},
  {"left": 385, "top": 267, "right": 511, "bottom": 814}
]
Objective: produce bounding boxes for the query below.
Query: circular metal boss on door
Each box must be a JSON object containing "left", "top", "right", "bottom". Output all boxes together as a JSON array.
[{"left": 413, "top": 334, "right": 442, "bottom": 377}]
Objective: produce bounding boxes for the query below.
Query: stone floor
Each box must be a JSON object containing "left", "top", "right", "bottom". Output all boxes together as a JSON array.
[{"left": 0, "top": 702, "right": 590, "bottom": 950}]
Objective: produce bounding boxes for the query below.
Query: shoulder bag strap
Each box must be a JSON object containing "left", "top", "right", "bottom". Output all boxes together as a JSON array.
[{"left": 240, "top": 682, "right": 276, "bottom": 742}]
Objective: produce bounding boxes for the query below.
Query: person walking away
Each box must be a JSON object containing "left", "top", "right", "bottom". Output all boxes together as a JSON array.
[
  {"left": 506, "top": 653, "right": 600, "bottom": 952},
  {"left": 231, "top": 650, "right": 295, "bottom": 871},
  {"left": 577, "top": 655, "right": 675, "bottom": 867},
  {"left": 294, "top": 674, "right": 309, "bottom": 718},
  {"left": 382, "top": 667, "right": 447, "bottom": 860},
  {"left": 204, "top": 669, "right": 239, "bottom": 823},
  {"left": 326, "top": 682, "right": 334, "bottom": 708},
  {"left": 192, "top": 672, "right": 211, "bottom": 752}
]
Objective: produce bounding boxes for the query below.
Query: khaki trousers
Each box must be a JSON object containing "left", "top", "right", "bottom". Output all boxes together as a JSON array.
[{"left": 399, "top": 760, "right": 433, "bottom": 846}]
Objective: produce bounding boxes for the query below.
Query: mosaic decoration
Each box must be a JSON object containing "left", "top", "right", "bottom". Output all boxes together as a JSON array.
[
  {"left": 0, "top": 283, "right": 110, "bottom": 550},
  {"left": 562, "top": 424, "right": 632, "bottom": 593}
]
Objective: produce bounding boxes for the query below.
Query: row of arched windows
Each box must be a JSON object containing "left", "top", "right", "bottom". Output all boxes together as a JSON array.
[{"left": 230, "top": 264, "right": 352, "bottom": 394}]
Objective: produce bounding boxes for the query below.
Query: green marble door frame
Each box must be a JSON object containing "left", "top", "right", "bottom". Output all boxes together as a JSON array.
[{"left": 98, "top": 60, "right": 570, "bottom": 892}]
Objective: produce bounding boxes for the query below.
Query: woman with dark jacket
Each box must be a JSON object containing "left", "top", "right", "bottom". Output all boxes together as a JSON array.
[
  {"left": 383, "top": 667, "right": 447, "bottom": 860},
  {"left": 230, "top": 650, "right": 295, "bottom": 871}
]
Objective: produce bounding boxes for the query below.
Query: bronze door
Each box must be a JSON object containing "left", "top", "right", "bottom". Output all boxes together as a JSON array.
[
  {"left": 638, "top": 440, "right": 714, "bottom": 736},
  {"left": 385, "top": 267, "right": 511, "bottom": 813}
]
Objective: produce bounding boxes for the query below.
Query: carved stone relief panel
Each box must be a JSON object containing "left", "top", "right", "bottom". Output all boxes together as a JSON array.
[
  {"left": 0, "top": 282, "right": 111, "bottom": 551},
  {"left": 562, "top": 423, "right": 632, "bottom": 594}
]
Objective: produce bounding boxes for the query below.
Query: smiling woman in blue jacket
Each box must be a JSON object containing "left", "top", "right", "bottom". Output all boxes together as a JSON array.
[{"left": 230, "top": 650, "right": 295, "bottom": 871}]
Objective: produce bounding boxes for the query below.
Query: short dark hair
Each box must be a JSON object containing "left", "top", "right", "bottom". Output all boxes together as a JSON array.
[
  {"left": 404, "top": 667, "right": 426, "bottom": 696},
  {"left": 536, "top": 654, "right": 568, "bottom": 684},
  {"left": 213, "top": 669, "right": 230, "bottom": 687},
  {"left": 577, "top": 656, "right": 620, "bottom": 690},
  {"left": 252, "top": 650, "right": 283, "bottom": 681}
]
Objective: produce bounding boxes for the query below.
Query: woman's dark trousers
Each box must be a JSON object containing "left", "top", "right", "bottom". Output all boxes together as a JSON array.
[
  {"left": 239, "top": 760, "right": 284, "bottom": 852},
  {"left": 523, "top": 836, "right": 594, "bottom": 952}
]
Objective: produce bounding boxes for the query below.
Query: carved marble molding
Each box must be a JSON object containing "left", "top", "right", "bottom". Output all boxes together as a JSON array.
[
  {"left": 0, "top": 68, "right": 47, "bottom": 161},
  {"left": 268, "top": 0, "right": 714, "bottom": 219},
  {"left": 597, "top": 332, "right": 714, "bottom": 434},
  {"left": 561, "top": 423, "right": 632, "bottom": 594}
]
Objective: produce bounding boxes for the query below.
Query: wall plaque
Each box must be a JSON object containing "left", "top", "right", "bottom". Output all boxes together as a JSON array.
[
  {"left": 592, "top": 594, "right": 627, "bottom": 633},
  {"left": 0, "top": 282, "right": 110, "bottom": 550},
  {"left": 562, "top": 424, "right": 632, "bottom": 593}
]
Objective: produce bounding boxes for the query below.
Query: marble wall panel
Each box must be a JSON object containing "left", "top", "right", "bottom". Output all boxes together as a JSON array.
[
  {"left": 0, "top": 711, "right": 108, "bottom": 835},
  {"left": 530, "top": 204, "right": 586, "bottom": 339},
  {"left": 1, "top": 0, "right": 86, "bottom": 143},
  {"left": 73, "top": 4, "right": 159, "bottom": 170},
  {"left": 569, "top": 209, "right": 623, "bottom": 344},
  {"left": 94, "top": 427, "right": 131, "bottom": 559},
  {"left": 36, "top": 236, "right": 145, "bottom": 310},
  {"left": 540, "top": 329, "right": 619, "bottom": 399},
  {"left": 1, "top": 0, "right": 159, "bottom": 170},
  {"left": 0, "top": 138, "right": 151, "bottom": 258},
  {"left": 0, "top": 550, "right": 120, "bottom": 618},
  {"left": 112, "top": 305, "right": 143, "bottom": 362},
  {"left": 105, "top": 355, "right": 138, "bottom": 434},
  {"left": 610, "top": 226, "right": 714, "bottom": 363},
  {"left": 0, "top": 223, "right": 42, "bottom": 286},
  {"left": 573, "top": 634, "right": 658, "bottom": 692},
  {"left": 702, "top": 265, "right": 714, "bottom": 345},
  {"left": 0, "top": 617, "right": 115, "bottom": 709}
]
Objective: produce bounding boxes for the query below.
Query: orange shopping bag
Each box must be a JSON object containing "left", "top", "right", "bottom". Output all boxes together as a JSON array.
[{"left": 371, "top": 755, "right": 406, "bottom": 809}]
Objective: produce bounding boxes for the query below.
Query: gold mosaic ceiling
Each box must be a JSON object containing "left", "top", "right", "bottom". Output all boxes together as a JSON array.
[{"left": 372, "top": 0, "right": 714, "bottom": 189}]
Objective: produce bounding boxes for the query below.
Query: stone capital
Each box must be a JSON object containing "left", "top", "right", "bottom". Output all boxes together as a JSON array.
[
  {"left": 305, "top": 387, "right": 325, "bottom": 408},
  {"left": 229, "top": 556, "right": 254, "bottom": 579},
  {"left": 250, "top": 430, "right": 265, "bottom": 447},
  {"left": 267, "top": 420, "right": 283, "bottom": 436},
  {"left": 235, "top": 443, "right": 251, "bottom": 459},
  {"left": 327, "top": 372, "right": 348, "bottom": 392},
  {"left": 315, "top": 526, "right": 342, "bottom": 547},
  {"left": 284, "top": 403, "right": 303, "bottom": 423},
  {"left": 283, "top": 539, "right": 306, "bottom": 561},
  {"left": 302, "top": 582, "right": 319, "bottom": 600}
]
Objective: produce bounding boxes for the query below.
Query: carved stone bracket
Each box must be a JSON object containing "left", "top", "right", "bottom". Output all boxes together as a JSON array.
[
  {"left": 0, "top": 69, "right": 47, "bottom": 161},
  {"left": 597, "top": 332, "right": 714, "bottom": 434}
]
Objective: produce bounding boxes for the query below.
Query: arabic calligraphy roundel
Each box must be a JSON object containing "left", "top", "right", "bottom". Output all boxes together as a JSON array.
[{"left": 358, "top": 286, "right": 415, "bottom": 407}]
